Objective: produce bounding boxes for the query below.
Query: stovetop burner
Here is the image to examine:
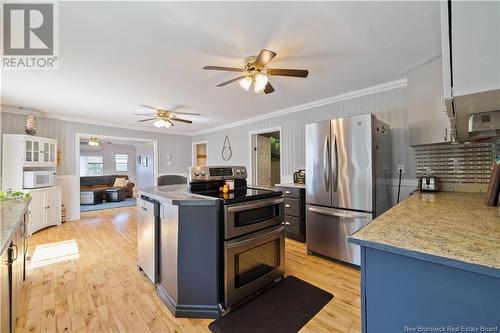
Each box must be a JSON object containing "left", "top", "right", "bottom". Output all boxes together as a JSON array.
[{"left": 196, "top": 187, "right": 281, "bottom": 205}]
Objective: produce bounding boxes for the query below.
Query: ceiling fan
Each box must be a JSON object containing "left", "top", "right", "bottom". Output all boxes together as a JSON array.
[
  {"left": 134, "top": 105, "right": 200, "bottom": 128},
  {"left": 203, "top": 49, "right": 308, "bottom": 94},
  {"left": 80, "top": 137, "right": 111, "bottom": 146}
]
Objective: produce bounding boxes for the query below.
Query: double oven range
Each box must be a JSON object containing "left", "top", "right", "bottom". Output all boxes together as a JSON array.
[{"left": 188, "top": 166, "right": 285, "bottom": 309}]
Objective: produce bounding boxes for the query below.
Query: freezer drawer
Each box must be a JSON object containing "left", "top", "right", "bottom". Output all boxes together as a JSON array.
[
  {"left": 306, "top": 205, "right": 372, "bottom": 266},
  {"left": 137, "top": 197, "right": 159, "bottom": 283}
]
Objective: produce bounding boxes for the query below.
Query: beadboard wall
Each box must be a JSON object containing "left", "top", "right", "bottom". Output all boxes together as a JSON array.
[
  {"left": 1, "top": 112, "right": 192, "bottom": 221},
  {"left": 1, "top": 112, "right": 192, "bottom": 175},
  {"left": 192, "top": 86, "right": 413, "bottom": 182}
]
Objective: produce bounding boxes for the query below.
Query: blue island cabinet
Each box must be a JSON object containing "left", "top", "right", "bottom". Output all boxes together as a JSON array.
[{"left": 359, "top": 246, "right": 500, "bottom": 333}]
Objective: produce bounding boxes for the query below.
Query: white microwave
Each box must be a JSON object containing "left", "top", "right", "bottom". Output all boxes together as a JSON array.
[{"left": 23, "top": 171, "right": 55, "bottom": 189}]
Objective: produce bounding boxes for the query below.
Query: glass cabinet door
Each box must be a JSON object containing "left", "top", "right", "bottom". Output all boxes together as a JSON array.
[
  {"left": 25, "top": 140, "right": 33, "bottom": 162},
  {"left": 44, "top": 142, "right": 50, "bottom": 162},
  {"left": 33, "top": 141, "right": 40, "bottom": 162},
  {"left": 49, "top": 143, "right": 55, "bottom": 163}
]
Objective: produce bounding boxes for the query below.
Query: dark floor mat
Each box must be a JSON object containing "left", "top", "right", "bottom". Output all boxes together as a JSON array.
[{"left": 209, "top": 276, "right": 333, "bottom": 333}]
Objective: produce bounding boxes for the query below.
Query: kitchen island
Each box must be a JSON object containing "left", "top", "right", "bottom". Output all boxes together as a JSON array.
[
  {"left": 349, "top": 192, "right": 500, "bottom": 333},
  {"left": 139, "top": 185, "right": 222, "bottom": 319}
]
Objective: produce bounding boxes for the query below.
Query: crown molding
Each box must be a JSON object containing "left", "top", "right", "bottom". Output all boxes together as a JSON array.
[
  {"left": 1, "top": 106, "right": 192, "bottom": 137},
  {"left": 2, "top": 77, "right": 406, "bottom": 138},
  {"left": 190, "top": 78, "right": 407, "bottom": 136}
]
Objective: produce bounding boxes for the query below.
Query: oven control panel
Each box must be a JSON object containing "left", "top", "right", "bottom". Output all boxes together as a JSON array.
[{"left": 188, "top": 166, "right": 247, "bottom": 182}]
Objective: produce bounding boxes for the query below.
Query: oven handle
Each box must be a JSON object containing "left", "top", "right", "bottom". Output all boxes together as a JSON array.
[
  {"left": 225, "top": 197, "right": 284, "bottom": 213},
  {"left": 226, "top": 226, "right": 284, "bottom": 249}
]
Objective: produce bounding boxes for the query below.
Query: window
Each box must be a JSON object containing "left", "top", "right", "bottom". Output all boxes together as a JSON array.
[
  {"left": 80, "top": 156, "right": 103, "bottom": 176},
  {"left": 115, "top": 154, "right": 129, "bottom": 172}
]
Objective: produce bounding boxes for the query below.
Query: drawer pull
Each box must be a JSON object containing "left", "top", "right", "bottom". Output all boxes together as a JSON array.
[{"left": 285, "top": 204, "right": 290, "bottom": 208}]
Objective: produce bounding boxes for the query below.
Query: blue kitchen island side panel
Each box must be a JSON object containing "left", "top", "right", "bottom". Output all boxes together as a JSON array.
[{"left": 361, "top": 247, "right": 500, "bottom": 333}]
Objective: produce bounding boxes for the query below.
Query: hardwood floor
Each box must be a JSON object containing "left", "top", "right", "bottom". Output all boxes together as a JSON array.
[{"left": 16, "top": 206, "right": 361, "bottom": 333}]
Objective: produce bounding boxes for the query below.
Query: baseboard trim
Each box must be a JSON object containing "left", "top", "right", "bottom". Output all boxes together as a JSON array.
[{"left": 156, "top": 285, "right": 221, "bottom": 319}]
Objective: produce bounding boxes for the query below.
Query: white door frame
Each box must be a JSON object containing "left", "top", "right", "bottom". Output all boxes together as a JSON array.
[
  {"left": 192, "top": 140, "right": 208, "bottom": 166},
  {"left": 75, "top": 133, "right": 159, "bottom": 220},
  {"left": 248, "top": 127, "right": 282, "bottom": 186}
]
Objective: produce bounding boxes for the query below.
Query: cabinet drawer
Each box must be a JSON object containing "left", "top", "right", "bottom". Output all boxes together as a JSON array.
[
  {"left": 284, "top": 215, "right": 301, "bottom": 236},
  {"left": 284, "top": 197, "right": 301, "bottom": 217},
  {"left": 277, "top": 186, "right": 302, "bottom": 199}
]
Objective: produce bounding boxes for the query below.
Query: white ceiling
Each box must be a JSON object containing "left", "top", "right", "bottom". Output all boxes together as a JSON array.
[{"left": 1, "top": 1, "right": 441, "bottom": 135}]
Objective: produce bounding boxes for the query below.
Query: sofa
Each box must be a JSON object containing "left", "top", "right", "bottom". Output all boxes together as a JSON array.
[{"left": 80, "top": 175, "right": 135, "bottom": 198}]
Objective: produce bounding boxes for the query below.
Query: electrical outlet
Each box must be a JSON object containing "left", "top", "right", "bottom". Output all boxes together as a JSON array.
[{"left": 397, "top": 164, "right": 405, "bottom": 174}]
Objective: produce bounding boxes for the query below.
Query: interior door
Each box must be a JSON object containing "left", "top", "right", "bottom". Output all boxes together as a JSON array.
[
  {"left": 305, "top": 121, "right": 331, "bottom": 207},
  {"left": 255, "top": 135, "right": 271, "bottom": 186},
  {"left": 331, "top": 115, "right": 373, "bottom": 212},
  {"left": 306, "top": 205, "right": 373, "bottom": 266}
]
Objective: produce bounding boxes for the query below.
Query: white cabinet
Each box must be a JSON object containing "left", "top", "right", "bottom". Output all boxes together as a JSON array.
[
  {"left": 442, "top": 1, "right": 500, "bottom": 97},
  {"left": 2, "top": 134, "right": 57, "bottom": 191},
  {"left": 23, "top": 137, "right": 56, "bottom": 166},
  {"left": 27, "top": 186, "right": 62, "bottom": 235},
  {"left": 408, "top": 57, "right": 451, "bottom": 146}
]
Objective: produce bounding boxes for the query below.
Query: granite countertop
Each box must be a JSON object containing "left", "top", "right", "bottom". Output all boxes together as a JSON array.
[
  {"left": 274, "top": 183, "right": 306, "bottom": 189},
  {"left": 139, "top": 185, "right": 219, "bottom": 206},
  {"left": 349, "top": 192, "right": 500, "bottom": 276},
  {"left": 1, "top": 198, "right": 31, "bottom": 254}
]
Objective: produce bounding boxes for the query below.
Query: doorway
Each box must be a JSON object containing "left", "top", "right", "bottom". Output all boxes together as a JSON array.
[
  {"left": 250, "top": 129, "right": 281, "bottom": 186},
  {"left": 192, "top": 141, "right": 207, "bottom": 166},
  {"left": 75, "top": 134, "right": 158, "bottom": 216}
]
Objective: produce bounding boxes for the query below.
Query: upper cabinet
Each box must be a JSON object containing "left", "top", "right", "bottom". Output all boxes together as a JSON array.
[
  {"left": 2, "top": 134, "right": 58, "bottom": 190},
  {"left": 24, "top": 137, "right": 57, "bottom": 166},
  {"left": 442, "top": 1, "right": 500, "bottom": 97},
  {"left": 408, "top": 57, "right": 450, "bottom": 146}
]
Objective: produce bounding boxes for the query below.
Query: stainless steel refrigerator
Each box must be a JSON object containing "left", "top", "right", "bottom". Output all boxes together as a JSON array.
[{"left": 305, "top": 114, "right": 391, "bottom": 265}]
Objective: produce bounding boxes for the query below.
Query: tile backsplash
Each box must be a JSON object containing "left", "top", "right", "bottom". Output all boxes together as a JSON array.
[{"left": 414, "top": 141, "right": 499, "bottom": 192}]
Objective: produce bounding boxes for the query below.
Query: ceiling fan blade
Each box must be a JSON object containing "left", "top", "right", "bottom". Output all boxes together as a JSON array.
[
  {"left": 138, "top": 104, "right": 159, "bottom": 110},
  {"left": 171, "top": 117, "right": 192, "bottom": 124},
  {"left": 171, "top": 111, "right": 201, "bottom": 116},
  {"left": 137, "top": 118, "right": 157, "bottom": 122},
  {"left": 263, "top": 82, "right": 275, "bottom": 94},
  {"left": 266, "top": 68, "right": 309, "bottom": 78},
  {"left": 203, "top": 66, "right": 244, "bottom": 72},
  {"left": 254, "top": 49, "right": 277, "bottom": 68},
  {"left": 133, "top": 112, "right": 157, "bottom": 116},
  {"left": 216, "top": 75, "right": 246, "bottom": 87}
]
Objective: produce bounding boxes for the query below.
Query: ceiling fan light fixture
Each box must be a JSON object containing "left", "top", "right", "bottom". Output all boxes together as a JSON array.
[
  {"left": 154, "top": 119, "right": 168, "bottom": 128},
  {"left": 238, "top": 76, "right": 253, "bottom": 91},
  {"left": 88, "top": 138, "right": 100, "bottom": 146},
  {"left": 254, "top": 73, "right": 268, "bottom": 92}
]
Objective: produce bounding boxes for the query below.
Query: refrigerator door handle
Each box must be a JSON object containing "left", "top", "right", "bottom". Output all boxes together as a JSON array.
[
  {"left": 323, "top": 135, "right": 330, "bottom": 191},
  {"left": 332, "top": 135, "right": 338, "bottom": 192},
  {"left": 308, "top": 206, "right": 370, "bottom": 220}
]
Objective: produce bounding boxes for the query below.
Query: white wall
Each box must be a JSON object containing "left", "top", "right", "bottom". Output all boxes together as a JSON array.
[
  {"left": 193, "top": 85, "right": 413, "bottom": 183},
  {"left": 2, "top": 112, "right": 192, "bottom": 220},
  {"left": 192, "top": 84, "right": 417, "bottom": 205},
  {"left": 135, "top": 143, "right": 155, "bottom": 191},
  {"left": 1, "top": 112, "right": 191, "bottom": 175},
  {"left": 80, "top": 143, "right": 137, "bottom": 183}
]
